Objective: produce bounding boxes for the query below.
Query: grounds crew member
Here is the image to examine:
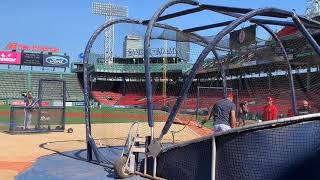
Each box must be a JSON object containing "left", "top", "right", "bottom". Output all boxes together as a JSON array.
[
  {"left": 263, "top": 97, "right": 278, "bottom": 121},
  {"left": 201, "top": 93, "right": 237, "bottom": 133}
]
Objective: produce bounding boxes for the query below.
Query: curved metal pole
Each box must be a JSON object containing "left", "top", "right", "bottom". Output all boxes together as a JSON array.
[
  {"left": 159, "top": 7, "right": 293, "bottom": 140},
  {"left": 83, "top": 18, "right": 141, "bottom": 161},
  {"left": 83, "top": 17, "right": 212, "bottom": 162},
  {"left": 292, "top": 12, "right": 320, "bottom": 56},
  {"left": 258, "top": 23, "right": 298, "bottom": 115},
  {"left": 144, "top": 0, "right": 200, "bottom": 139},
  {"left": 212, "top": 51, "right": 227, "bottom": 98}
]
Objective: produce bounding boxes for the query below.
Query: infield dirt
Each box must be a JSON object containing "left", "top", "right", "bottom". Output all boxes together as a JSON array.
[{"left": 0, "top": 121, "right": 206, "bottom": 180}]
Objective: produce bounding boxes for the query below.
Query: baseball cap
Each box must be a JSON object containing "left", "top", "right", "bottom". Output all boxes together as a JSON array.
[
  {"left": 228, "top": 93, "right": 234, "bottom": 98},
  {"left": 240, "top": 101, "right": 248, "bottom": 106},
  {"left": 267, "top": 97, "right": 273, "bottom": 102}
]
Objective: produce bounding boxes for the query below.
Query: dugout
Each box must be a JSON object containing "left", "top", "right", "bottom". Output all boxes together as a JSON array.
[{"left": 9, "top": 78, "right": 66, "bottom": 133}]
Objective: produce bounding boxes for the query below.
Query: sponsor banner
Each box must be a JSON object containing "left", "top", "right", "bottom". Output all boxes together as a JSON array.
[
  {"left": 6, "top": 42, "right": 59, "bottom": 53},
  {"left": 126, "top": 47, "right": 176, "bottom": 58},
  {"left": 113, "top": 105, "right": 126, "bottom": 108},
  {"left": 75, "top": 102, "right": 84, "bottom": 106},
  {"left": 0, "top": 51, "right": 21, "bottom": 65},
  {"left": 0, "top": 100, "right": 6, "bottom": 105},
  {"left": 41, "top": 101, "right": 50, "bottom": 107},
  {"left": 21, "top": 52, "right": 43, "bottom": 66},
  {"left": 52, "top": 100, "right": 63, "bottom": 107},
  {"left": 242, "top": 60, "right": 257, "bottom": 67},
  {"left": 66, "top": 102, "right": 73, "bottom": 107},
  {"left": 230, "top": 25, "right": 256, "bottom": 50},
  {"left": 11, "top": 100, "right": 25, "bottom": 106},
  {"left": 43, "top": 54, "right": 69, "bottom": 68}
]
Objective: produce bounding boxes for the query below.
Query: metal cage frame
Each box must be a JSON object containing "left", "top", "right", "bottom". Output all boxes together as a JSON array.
[
  {"left": 8, "top": 78, "right": 66, "bottom": 133},
  {"left": 82, "top": 0, "right": 320, "bottom": 178},
  {"left": 38, "top": 78, "right": 67, "bottom": 130}
]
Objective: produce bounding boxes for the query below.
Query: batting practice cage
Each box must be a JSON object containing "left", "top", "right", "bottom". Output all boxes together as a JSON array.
[
  {"left": 82, "top": 0, "right": 320, "bottom": 179},
  {"left": 9, "top": 78, "right": 66, "bottom": 133}
]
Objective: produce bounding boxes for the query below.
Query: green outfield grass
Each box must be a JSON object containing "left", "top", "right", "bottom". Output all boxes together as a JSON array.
[
  {"left": 0, "top": 105, "right": 168, "bottom": 132},
  {"left": 0, "top": 105, "right": 212, "bottom": 132},
  {"left": 203, "top": 120, "right": 213, "bottom": 129},
  {"left": 65, "top": 106, "right": 149, "bottom": 114}
]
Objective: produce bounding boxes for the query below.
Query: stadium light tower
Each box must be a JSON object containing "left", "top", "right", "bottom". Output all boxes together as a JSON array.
[
  {"left": 306, "top": 0, "right": 320, "bottom": 19},
  {"left": 92, "top": 2, "right": 128, "bottom": 64}
]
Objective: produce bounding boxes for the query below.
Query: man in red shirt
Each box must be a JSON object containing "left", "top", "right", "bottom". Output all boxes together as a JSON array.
[{"left": 263, "top": 97, "right": 278, "bottom": 121}]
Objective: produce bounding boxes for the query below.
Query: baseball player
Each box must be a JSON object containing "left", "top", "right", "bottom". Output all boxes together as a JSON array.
[
  {"left": 263, "top": 97, "right": 278, "bottom": 121},
  {"left": 201, "top": 93, "right": 237, "bottom": 133}
]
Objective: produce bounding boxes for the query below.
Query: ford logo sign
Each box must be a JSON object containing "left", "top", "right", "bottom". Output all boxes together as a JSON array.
[{"left": 45, "top": 56, "right": 68, "bottom": 65}]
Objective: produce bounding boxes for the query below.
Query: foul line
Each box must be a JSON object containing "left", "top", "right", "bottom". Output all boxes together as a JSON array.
[{"left": 174, "top": 117, "right": 201, "bottom": 137}]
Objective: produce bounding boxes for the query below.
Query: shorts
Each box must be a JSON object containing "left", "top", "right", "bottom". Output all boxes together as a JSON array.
[{"left": 214, "top": 124, "right": 231, "bottom": 133}]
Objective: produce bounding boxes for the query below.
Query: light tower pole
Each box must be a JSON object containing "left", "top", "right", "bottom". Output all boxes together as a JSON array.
[
  {"left": 306, "top": 0, "right": 320, "bottom": 19},
  {"left": 92, "top": 2, "right": 128, "bottom": 64}
]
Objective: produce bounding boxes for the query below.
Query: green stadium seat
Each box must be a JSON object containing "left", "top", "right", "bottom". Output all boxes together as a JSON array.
[{"left": 0, "top": 71, "right": 83, "bottom": 102}]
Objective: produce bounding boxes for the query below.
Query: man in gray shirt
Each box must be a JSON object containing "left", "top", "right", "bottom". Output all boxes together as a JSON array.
[{"left": 202, "top": 93, "right": 237, "bottom": 133}]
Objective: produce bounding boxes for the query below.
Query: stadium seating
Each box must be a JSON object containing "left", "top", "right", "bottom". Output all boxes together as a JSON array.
[
  {"left": 94, "top": 63, "right": 193, "bottom": 74},
  {"left": 0, "top": 71, "right": 27, "bottom": 99},
  {"left": 31, "top": 73, "right": 60, "bottom": 98},
  {"left": 62, "top": 74, "right": 84, "bottom": 101},
  {"left": 0, "top": 71, "right": 83, "bottom": 101},
  {"left": 91, "top": 91, "right": 122, "bottom": 106}
]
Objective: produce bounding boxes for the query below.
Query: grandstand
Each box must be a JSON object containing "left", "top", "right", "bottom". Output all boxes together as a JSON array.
[
  {"left": 0, "top": 70, "right": 83, "bottom": 102},
  {"left": 0, "top": 72, "right": 27, "bottom": 99},
  {"left": 73, "top": 24, "right": 320, "bottom": 120}
]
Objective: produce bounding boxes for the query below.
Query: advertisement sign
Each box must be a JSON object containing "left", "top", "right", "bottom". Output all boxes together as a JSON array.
[
  {"left": 21, "top": 52, "right": 43, "bottom": 66},
  {"left": 0, "top": 51, "right": 21, "bottom": 65},
  {"left": 242, "top": 60, "right": 257, "bottom": 67},
  {"left": 6, "top": 42, "right": 59, "bottom": 53},
  {"left": 75, "top": 102, "right": 84, "bottom": 106},
  {"left": 11, "top": 100, "right": 25, "bottom": 106},
  {"left": 52, "top": 100, "right": 63, "bottom": 107},
  {"left": 41, "top": 101, "right": 50, "bottom": 107},
  {"left": 0, "top": 100, "right": 6, "bottom": 105},
  {"left": 230, "top": 25, "right": 256, "bottom": 50},
  {"left": 43, "top": 54, "right": 69, "bottom": 68},
  {"left": 66, "top": 102, "right": 73, "bottom": 107},
  {"left": 126, "top": 47, "right": 176, "bottom": 58}
]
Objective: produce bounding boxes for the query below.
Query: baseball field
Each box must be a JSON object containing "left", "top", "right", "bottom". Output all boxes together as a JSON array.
[{"left": 0, "top": 105, "right": 211, "bottom": 179}]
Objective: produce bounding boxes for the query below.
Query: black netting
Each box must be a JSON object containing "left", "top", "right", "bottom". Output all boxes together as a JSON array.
[
  {"left": 39, "top": 79, "right": 65, "bottom": 106},
  {"left": 153, "top": 118, "right": 320, "bottom": 180},
  {"left": 195, "top": 87, "right": 237, "bottom": 124},
  {"left": 9, "top": 106, "right": 64, "bottom": 133},
  {"left": 84, "top": 11, "right": 320, "bottom": 179}
]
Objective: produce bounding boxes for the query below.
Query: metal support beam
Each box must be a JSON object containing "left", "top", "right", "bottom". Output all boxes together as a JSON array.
[
  {"left": 144, "top": 0, "right": 200, "bottom": 139},
  {"left": 183, "top": 20, "right": 234, "bottom": 33},
  {"left": 82, "top": 18, "right": 206, "bottom": 163},
  {"left": 144, "top": 4, "right": 298, "bottom": 29},
  {"left": 292, "top": 13, "right": 320, "bottom": 56},
  {"left": 211, "top": 136, "right": 216, "bottom": 180},
  {"left": 212, "top": 51, "right": 227, "bottom": 98},
  {"left": 307, "top": 65, "right": 311, "bottom": 92},
  {"left": 159, "top": 7, "right": 294, "bottom": 139},
  {"left": 183, "top": 11, "right": 320, "bottom": 33},
  {"left": 143, "top": 6, "right": 202, "bottom": 24},
  {"left": 202, "top": 5, "right": 291, "bottom": 18},
  {"left": 258, "top": 23, "right": 298, "bottom": 115},
  {"left": 221, "top": 11, "right": 320, "bottom": 29}
]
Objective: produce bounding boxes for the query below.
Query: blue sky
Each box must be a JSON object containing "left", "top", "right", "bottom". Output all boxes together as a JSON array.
[{"left": 0, "top": 0, "right": 308, "bottom": 63}]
